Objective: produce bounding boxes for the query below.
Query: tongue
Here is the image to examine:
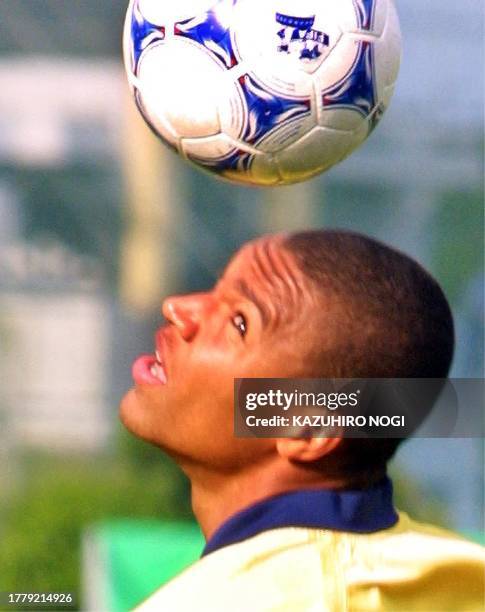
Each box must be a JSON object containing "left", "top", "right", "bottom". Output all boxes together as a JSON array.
[{"left": 132, "top": 354, "right": 167, "bottom": 386}]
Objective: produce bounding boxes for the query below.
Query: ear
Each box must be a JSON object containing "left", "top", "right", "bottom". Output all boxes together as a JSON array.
[{"left": 276, "top": 436, "right": 342, "bottom": 462}]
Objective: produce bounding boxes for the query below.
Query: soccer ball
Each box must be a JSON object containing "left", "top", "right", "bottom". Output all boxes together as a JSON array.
[{"left": 123, "top": 0, "right": 401, "bottom": 186}]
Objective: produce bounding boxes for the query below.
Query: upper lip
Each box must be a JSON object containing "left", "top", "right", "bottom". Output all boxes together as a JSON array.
[{"left": 155, "top": 327, "right": 170, "bottom": 377}]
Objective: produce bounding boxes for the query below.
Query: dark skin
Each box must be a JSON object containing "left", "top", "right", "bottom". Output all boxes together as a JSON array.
[{"left": 121, "top": 234, "right": 347, "bottom": 539}]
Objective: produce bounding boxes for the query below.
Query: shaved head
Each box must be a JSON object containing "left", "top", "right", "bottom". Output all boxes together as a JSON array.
[
  {"left": 282, "top": 230, "right": 454, "bottom": 379},
  {"left": 281, "top": 229, "right": 455, "bottom": 475}
]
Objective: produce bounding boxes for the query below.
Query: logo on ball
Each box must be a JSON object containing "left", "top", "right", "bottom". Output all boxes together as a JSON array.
[{"left": 276, "top": 13, "right": 329, "bottom": 62}]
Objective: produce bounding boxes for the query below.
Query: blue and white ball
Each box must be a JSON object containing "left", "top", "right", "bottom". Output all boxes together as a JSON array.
[{"left": 123, "top": 0, "right": 401, "bottom": 186}]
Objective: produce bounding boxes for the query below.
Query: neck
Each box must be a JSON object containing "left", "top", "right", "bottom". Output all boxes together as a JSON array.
[{"left": 187, "top": 461, "right": 353, "bottom": 540}]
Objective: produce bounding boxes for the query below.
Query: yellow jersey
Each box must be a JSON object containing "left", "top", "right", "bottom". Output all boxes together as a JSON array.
[{"left": 136, "top": 481, "right": 484, "bottom": 611}]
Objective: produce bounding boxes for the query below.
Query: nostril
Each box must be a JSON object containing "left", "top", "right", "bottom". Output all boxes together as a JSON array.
[{"left": 179, "top": 319, "right": 199, "bottom": 342}]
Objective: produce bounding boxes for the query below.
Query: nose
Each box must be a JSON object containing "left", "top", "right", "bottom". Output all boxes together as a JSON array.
[{"left": 162, "top": 292, "right": 211, "bottom": 341}]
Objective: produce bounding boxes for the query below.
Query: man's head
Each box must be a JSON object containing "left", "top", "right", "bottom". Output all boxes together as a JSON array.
[{"left": 120, "top": 230, "right": 454, "bottom": 484}]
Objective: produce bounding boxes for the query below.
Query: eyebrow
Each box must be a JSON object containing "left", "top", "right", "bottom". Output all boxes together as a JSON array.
[{"left": 232, "top": 278, "right": 272, "bottom": 327}]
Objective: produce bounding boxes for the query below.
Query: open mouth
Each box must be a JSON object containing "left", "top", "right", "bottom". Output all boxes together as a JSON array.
[{"left": 132, "top": 350, "right": 167, "bottom": 386}]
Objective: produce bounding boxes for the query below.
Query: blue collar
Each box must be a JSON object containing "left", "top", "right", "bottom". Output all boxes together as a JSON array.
[{"left": 202, "top": 477, "right": 398, "bottom": 557}]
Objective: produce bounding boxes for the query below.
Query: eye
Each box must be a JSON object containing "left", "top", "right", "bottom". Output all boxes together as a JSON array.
[{"left": 232, "top": 312, "right": 247, "bottom": 338}]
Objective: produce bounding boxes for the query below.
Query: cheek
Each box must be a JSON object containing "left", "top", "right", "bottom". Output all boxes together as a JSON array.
[
  {"left": 241, "top": 339, "right": 306, "bottom": 378},
  {"left": 177, "top": 342, "right": 243, "bottom": 391}
]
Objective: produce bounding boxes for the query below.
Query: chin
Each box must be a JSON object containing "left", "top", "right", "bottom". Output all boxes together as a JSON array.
[
  {"left": 119, "top": 387, "right": 146, "bottom": 438},
  {"left": 119, "top": 387, "right": 173, "bottom": 453}
]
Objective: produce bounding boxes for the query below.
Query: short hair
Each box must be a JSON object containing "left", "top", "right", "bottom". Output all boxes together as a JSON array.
[{"left": 283, "top": 230, "right": 454, "bottom": 472}]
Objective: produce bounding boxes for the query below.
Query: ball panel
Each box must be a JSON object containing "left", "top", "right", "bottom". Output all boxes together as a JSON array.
[
  {"left": 372, "top": 0, "right": 401, "bottom": 102},
  {"left": 276, "top": 126, "right": 356, "bottom": 183},
  {"left": 248, "top": 60, "right": 317, "bottom": 98},
  {"left": 134, "top": 86, "right": 180, "bottom": 149},
  {"left": 175, "top": 1, "right": 240, "bottom": 69},
  {"left": 353, "top": 0, "right": 379, "bottom": 32},
  {"left": 256, "top": 115, "right": 315, "bottom": 154},
  {"left": 317, "top": 0, "right": 360, "bottom": 34},
  {"left": 221, "top": 168, "right": 280, "bottom": 187},
  {"left": 218, "top": 80, "right": 246, "bottom": 140},
  {"left": 185, "top": 145, "right": 280, "bottom": 187},
  {"left": 123, "top": 0, "right": 137, "bottom": 80},
  {"left": 238, "top": 73, "right": 312, "bottom": 146},
  {"left": 313, "top": 35, "right": 360, "bottom": 92},
  {"left": 137, "top": 40, "right": 226, "bottom": 138},
  {"left": 246, "top": 154, "right": 282, "bottom": 186},
  {"left": 318, "top": 107, "right": 365, "bottom": 132},
  {"left": 380, "top": 83, "right": 395, "bottom": 114},
  {"left": 318, "top": 40, "right": 376, "bottom": 121},
  {"left": 181, "top": 133, "right": 238, "bottom": 160},
  {"left": 350, "top": 119, "right": 372, "bottom": 149},
  {"left": 364, "top": 0, "right": 388, "bottom": 38},
  {"left": 128, "top": 0, "right": 167, "bottom": 75}
]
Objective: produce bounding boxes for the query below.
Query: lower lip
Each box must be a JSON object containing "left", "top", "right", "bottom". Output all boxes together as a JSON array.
[{"left": 132, "top": 354, "right": 166, "bottom": 386}]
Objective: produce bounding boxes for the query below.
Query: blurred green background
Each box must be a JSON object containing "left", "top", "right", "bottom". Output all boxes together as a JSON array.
[{"left": 0, "top": 1, "right": 483, "bottom": 610}]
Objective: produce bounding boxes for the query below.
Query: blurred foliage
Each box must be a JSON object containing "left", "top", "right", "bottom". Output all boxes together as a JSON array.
[
  {"left": 429, "top": 188, "right": 484, "bottom": 302},
  {"left": 0, "top": 429, "right": 191, "bottom": 610},
  {"left": 0, "top": 163, "right": 123, "bottom": 288},
  {"left": 390, "top": 469, "right": 449, "bottom": 529},
  {"left": 0, "top": 1, "right": 126, "bottom": 57},
  {"left": 323, "top": 180, "right": 396, "bottom": 238}
]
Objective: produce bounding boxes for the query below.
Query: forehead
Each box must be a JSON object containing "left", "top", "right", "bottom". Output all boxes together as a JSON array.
[
  {"left": 221, "top": 237, "right": 309, "bottom": 324},
  {"left": 223, "top": 236, "right": 294, "bottom": 282}
]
